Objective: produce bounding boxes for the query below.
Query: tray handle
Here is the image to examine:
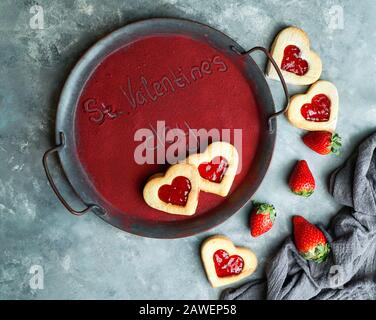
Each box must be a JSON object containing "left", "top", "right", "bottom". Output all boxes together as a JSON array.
[
  {"left": 231, "top": 45, "right": 289, "bottom": 133},
  {"left": 43, "top": 132, "right": 98, "bottom": 216}
]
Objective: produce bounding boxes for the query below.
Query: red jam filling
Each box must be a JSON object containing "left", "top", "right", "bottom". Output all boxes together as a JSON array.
[
  {"left": 198, "top": 156, "right": 229, "bottom": 183},
  {"left": 158, "top": 176, "right": 191, "bottom": 206},
  {"left": 281, "top": 45, "right": 309, "bottom": 76},
  {"left": 213, "top": 249, "right": 244, "bottom": 277},
  {"left": 301, "top": 94, "right": 331, "bottom": 122}
]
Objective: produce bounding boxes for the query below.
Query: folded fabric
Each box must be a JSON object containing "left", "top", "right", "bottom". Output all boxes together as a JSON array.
[{"left": 222, "top": 132, "right": 376, "bottom": 300}]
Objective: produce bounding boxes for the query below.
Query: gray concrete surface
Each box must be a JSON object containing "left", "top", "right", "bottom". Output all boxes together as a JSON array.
[{"left": 0, "top": 0, "right": 376, "bottom": 299}]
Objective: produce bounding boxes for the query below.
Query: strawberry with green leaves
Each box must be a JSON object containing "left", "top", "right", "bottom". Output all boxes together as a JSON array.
[
  {"left": 250, "top": 202, "right": 276, "bottom": 237},
  {"left": 289, "top": 160, "right": 315, "bottom": 197},
  {"left": 293, "top": 215, "right": 330, "bottom": 263},
  {"left": 303, "top": 131, "right": 342, "bottom": 155}
]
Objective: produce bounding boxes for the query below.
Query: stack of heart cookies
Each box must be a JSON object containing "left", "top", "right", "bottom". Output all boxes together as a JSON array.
[
  {"left": 267, "top": 26, "right": 339, "bottom": 133},
  {"left": 143, "top": 141, "right": 239, "bottom": 216}
]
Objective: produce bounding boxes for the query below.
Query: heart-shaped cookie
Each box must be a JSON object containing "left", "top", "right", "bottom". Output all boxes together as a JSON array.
[
  {"left": 267, "top": 26, "right": 322, "bottom": 85},
  {"left": 143, "top": 163, "right": 200, "bottom": 215},
  {"left": 201, "top": 235, "right": 257, "bottom": 288},
  {"left": 185, "top": 141, "right": 239, "bottom": 197},
  {"left": 286, "top": 80, "right": 339, "bottom": 132}
]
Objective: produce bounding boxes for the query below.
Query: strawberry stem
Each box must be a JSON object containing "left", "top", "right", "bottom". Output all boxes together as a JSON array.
[
  {"left": 301, "top": 243, "right": 331, "bottom": 263},
  {"left": 293, "top": 189, "right": 314, "bottom": 197},
  {"left": 252, "top": 201, "right": 276, "bottom": 222},
  {"left": 330, "top": 133, "right": 342, "bottom": 155}
]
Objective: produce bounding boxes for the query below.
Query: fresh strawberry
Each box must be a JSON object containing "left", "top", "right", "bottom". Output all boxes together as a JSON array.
[
  {"left": 289, "top": 160, "right": 315, "bottom": 197},
  {"left": 250, "top": 202, "right": 276, "bottom": 237},
  {"left": 293, "top": 215, "right": 330, "bottom": 263},
  {"left": 303, "top": 131, "right": 342, "bottom": 155}
]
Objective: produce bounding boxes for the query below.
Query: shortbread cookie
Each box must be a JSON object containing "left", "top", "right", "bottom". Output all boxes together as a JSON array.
[
  {"left": 286, "top": 80, "right": 339, "bottom": 132},
  {"left": 267, "top": 26, "right": 322, "bottom": 85},
  {"left": 185, "top": 141, "right": 238, "bottom": 197},
  {"left": 201, "top": 235, "right": 257, "bottom": 288},
  {"left": 143, "top": 163, "right": 200, "bottom": 215}
]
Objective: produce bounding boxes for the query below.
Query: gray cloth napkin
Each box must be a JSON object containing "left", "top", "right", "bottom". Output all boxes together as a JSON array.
[{"left": 222, "top": 132, "right": 376, "bottom": 300}]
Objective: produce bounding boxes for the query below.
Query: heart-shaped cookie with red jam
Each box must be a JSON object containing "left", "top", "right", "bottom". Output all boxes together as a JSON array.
[
  {"left": 287, "top": 80, "right": 339, "bottom": 132},
  {"left": 143, "top": 163, "right": 200, "bottom": 216},
  {"left": 267, "top": 26, "right": 322, "bottom": 85},
  {"left": 201, "top": 235, "right": 257, "bottom": 288},
  {"left": 185, "top": 141, "right": 238, "bottom": 197}
]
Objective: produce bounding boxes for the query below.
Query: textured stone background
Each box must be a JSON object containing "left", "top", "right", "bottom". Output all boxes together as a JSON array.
[{"left": 0, "top": 0, "right": 375, "bottom": 299}]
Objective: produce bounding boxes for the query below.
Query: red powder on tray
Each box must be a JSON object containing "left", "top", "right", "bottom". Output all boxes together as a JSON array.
[{"left": 75, "top": 34, "right": 261, "bottom": 222}]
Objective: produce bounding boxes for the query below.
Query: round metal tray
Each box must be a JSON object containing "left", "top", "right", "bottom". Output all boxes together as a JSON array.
[{"left": 43, "top": 18, "right": 288, "bottom": 238}]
